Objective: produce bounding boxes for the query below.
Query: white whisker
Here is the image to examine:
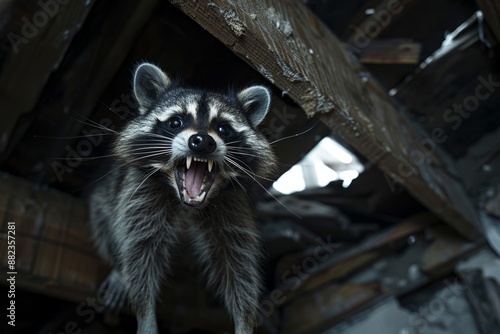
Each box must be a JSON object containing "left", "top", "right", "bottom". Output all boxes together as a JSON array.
[
  {"left": 225, "top": 154, "right": 275, "bottom": 182},
  {"left": 269, "top": 123, "right": 318, "bottom": 145},
  {"left": 126, "top": 166, "right": 162, "bottom": 205},
  {"left": 224, "top": 156, "right": 300, "bottom": 218},
  {"left": 51, "top": 153, "right": 118, "bottom": 161},
  {"left": 72, "top": 116, "right": 118, "bottom": 134},
  {"left": 35, "top": 133, "right": 116, "bottom": 140}
]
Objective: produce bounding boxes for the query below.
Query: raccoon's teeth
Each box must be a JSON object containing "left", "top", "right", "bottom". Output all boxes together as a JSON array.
[
  {"left": 208, "top": 160, "right": 214, "bottom": 173},
  {"left": 186, "top": 156, "right": 193, "bottom": 170},
  {"left": 199, "top": 191, "right": 206, "bottom": 202}
]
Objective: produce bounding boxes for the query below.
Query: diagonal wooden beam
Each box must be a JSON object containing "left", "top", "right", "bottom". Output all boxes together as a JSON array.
[
  {"left": 0, "top": 0, "right": 93, "bottom": 157},
  {"left": 346, "top": 0, "right": 419, "bottom": 49},
  {"left": 170, "top": 0, "right": 481, "bottom": 239},
  {"left": 358, "top": 38, "right": 421, "bottom": 64}
]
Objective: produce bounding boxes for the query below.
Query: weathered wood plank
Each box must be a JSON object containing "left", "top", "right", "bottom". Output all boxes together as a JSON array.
[
  {"left": 169, "top": 0, "right": 480, "bottom": 239},
  {"left": 277, "top": 218, "right": 485, "bottom": 333},
  {"left": 276, "top": 212, "right": 437, "bottom": 301},
  {"left": 0, "top": 0, "right": 93, "bottom": 156},
  {"left": 0, "top": 172, "right": 105, "bottom": 302},
  {"left": 282, "top": 282, "right": 386, "bottom": 334},
  {"left": 359, "top": 39, "right": 421, "bottom": 64},
  {"left": 1, "top": 0, "right": 158, "bottom": 185},
  {"left": 38, "top": 0, "right": 159, "bottom": 183},
  {"left": 421, "top": 225, "right": 483, "bottom": 276},
  {"left": 346, "top": 0, "right": 420, "bottom": 50}
]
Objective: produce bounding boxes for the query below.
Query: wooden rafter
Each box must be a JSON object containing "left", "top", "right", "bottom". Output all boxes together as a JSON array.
[
  {"left": 170, "top": 0, "right": 481, "bottom": 239},
  {"left": 0, "top": 0, "right": 93, "bottom": 159}
]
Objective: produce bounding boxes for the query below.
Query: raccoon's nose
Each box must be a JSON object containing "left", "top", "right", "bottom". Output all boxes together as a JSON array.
[{"left": 188, "top": 134, "right": 216, "bottom": 154}]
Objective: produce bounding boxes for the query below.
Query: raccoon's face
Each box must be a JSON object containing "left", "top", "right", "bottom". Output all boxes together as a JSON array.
[{"left": 115, "top": 63, "right": 276, "bottom": 208}]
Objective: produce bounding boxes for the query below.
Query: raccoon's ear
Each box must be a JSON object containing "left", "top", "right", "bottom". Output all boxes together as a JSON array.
[
  {"left": 133, "top": 63, "right": 171, "bottom": 114},
  {"left": 237, "top": 86, "right": 271, "bottom": 127}
]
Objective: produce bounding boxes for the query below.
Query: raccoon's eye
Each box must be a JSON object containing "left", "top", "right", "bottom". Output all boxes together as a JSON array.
[
  {"left": 217, "top": 123, "right": 231, "bottom": 137},
  {"left": 168, "top": 116, "right": 184, "bottom": 129}
]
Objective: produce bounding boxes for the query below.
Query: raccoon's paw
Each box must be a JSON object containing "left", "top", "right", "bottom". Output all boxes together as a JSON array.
[{"left": 97, "top": 270, "right": 127, "bottom": 314}]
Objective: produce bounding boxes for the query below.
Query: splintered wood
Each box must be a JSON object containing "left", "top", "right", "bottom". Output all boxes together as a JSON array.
[
  {"left": 269, "top": 212, "right": 484, "bottom": 333},
  {"left": 170, "top": 0, "right": 480, "bottom": 239}
]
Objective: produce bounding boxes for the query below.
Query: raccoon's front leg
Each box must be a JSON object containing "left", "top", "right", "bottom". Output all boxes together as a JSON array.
[
  {"left": 122, "top": 235, "right": 174, "bottom": 334},
  {"left": 98, "top": 269, "right": 127, "bottom": 312},
  {"left": 188, "top": 209, "right": 262, "bottom": 334}
]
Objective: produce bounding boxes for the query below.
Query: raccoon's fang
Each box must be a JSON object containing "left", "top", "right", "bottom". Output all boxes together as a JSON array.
[
  {"left": 176, "top": 157, "right": 217, "bottom": 207},
  {"left": 186, "top": 157, "right": 214, "bottom": 173}
]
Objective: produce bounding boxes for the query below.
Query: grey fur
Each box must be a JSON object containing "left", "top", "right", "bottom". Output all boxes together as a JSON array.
[{"left": 89, "top": 63, "right": 276, "bottom": 334}]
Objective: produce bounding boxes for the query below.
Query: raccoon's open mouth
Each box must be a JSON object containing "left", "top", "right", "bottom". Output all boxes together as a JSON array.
[{"left": 174, "top": 156, "right": 217, "bottom": 207}]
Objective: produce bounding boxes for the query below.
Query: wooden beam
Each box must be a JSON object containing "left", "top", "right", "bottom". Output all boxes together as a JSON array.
[
  {"left": 359, "top": 38, "right": 421, "bottom": 64},
  {"left": 39, "top": 0, "right": 159, "bottom": 183},
  {"left": 1, "top": 0, "right": 158, "bottom": 184},
  {"left": 0, "top": 0, "right": 93, "bottom": 156},
  {"left": 0, "top": 172, "right": 105, "bottom": 303},
  {"left": 282, "top": 282, "right": 386, "bottom": 334},
  {"left": 346, "top": 0, "right": 419, "bottom": 51},
  {"left": 170, "top": 0, "right": 481, "bottom": 239},
  {"left": 276, "top": 212, "right": 438, "bottom": 301}
]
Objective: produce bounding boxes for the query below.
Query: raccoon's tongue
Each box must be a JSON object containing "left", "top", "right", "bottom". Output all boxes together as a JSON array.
[{"left": 185, "top": 161, "right": 206, "bottom": 196}]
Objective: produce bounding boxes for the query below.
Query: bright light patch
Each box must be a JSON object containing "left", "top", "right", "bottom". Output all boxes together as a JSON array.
[
  {"left": 340, "top": 170, "right": 359, "bottom": 188},
  {"left": 314, "top": 160, "right": 338, "bottom": 187},
  {"left": 317, "top": 137, "right": 353, "bottom": 164},
  {"left": 272, "top": 165, "right": 306, "bottom": 195},
  {"left": 273, "top": 136, "right": 364, "bottom": 195},
  {"left": 365, "top": 8, "right": 376, "bottom": 15}
]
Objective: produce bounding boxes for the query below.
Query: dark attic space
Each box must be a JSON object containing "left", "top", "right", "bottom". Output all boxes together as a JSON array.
[{"left": 1, "top": 0, "right": 500, "bottom": 333}]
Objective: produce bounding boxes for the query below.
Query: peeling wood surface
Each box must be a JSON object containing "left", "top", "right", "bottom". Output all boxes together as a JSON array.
[{"left": 170, "top": 0, "right": 480, "bottom": 239}]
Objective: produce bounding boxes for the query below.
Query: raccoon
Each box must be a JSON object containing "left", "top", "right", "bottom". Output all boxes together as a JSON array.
[{"left": 89, "top": 63, "right": 277, "bottom": 334}]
